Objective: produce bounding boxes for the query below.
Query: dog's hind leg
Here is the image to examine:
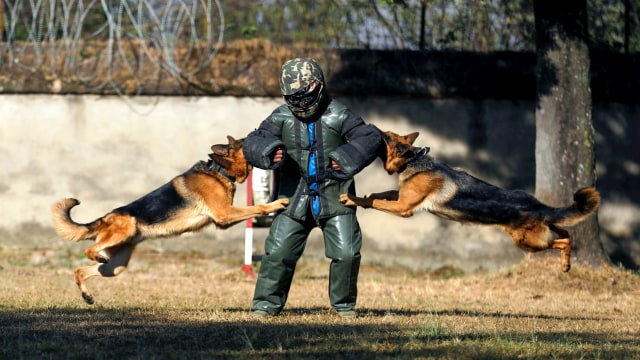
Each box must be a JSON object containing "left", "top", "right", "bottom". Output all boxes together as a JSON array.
[
  {"left": 84, "top": 214, "right": 137, "bottom": 263},
  {"left": 74, "top": 264, "right": 101, "bottom": 304},
  {"left": 549, "top": 224, "right": 571, "bottom": 272},
  {"left": 75, "top": 244, "right": 135, "bottom": 304},
  {"left": 506, "top": 224, "right": 572, "bottom": 272}
]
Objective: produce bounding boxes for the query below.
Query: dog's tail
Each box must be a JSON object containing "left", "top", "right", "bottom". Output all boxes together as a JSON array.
[
  {"left": 51, "top": 198, "right": 100, "bottom": 241},
  {"left": 545, "top": 187, "right": 601, "bottom": 227}
]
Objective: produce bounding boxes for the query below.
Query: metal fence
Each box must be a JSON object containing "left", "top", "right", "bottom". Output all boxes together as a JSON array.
[
  {"left": 1, "top": 0, "right": 224, "bottom": 96},
  {"left": 1, "top": 0, "right": 636, "bottom": 99}
]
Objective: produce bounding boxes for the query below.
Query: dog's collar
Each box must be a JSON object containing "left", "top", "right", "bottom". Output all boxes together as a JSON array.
[
  {"left": 405, "top": 146, "right": 432, "bottom": 170},
  {"left": 207, "top": 160, "right": 236, "bottom": 183},
  {"left": 414, "top": 146, "right": 430, "bottom": 157}
]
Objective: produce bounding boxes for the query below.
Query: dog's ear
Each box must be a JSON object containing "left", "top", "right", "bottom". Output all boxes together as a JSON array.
[
  {"left": 210, "top": 144, "right": 229, "bottom": 156},
  {"left": 226, "top": 135, "right": 246, "bottom": 150},
  {"left": 397, "top": 144, "right": 414, "bottom": 159},
  {"left": 405, "top": 132, "right": 419, "bottom": 144},
  {"left": 209, "top": 144, "right": 233, "bottom": 169}
]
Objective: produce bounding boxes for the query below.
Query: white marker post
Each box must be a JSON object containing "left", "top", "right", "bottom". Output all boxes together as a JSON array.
[{"left": 242, "top": 173, "right": 256, "bottom": 277}]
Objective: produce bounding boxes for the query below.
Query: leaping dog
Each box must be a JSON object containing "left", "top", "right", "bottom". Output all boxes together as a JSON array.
[
  {"left": 340, "top": 130, "right": 600, "bottom": 272},
  {"left": 52, "top": 136, "right": 288, "bottom": 304}
]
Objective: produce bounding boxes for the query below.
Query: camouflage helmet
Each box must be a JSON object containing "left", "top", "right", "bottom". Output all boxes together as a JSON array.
[{"left": 280, "top": 58, "right": 327, "bottom": 119}]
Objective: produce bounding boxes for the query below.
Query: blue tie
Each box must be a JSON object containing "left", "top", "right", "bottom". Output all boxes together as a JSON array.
[{"left": 308, "top": 122, "right": 320, "bottom": 216}]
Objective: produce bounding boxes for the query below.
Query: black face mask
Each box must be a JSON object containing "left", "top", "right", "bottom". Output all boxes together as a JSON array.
[{"left": 284, "top": 81, "right": 322, "bottom": 110}]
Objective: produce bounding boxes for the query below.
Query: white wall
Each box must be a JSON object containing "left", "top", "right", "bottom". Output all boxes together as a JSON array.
[{"left": 1, "top": 94, "right": 636, "bottom": 272}]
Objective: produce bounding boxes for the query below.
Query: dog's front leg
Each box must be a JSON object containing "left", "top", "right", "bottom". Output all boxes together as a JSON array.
[
  {"left": 368, "top": 194, "right": 423, "bottom": 217},
  {"left": 340, "top": 191, "right": 422, "bottom": 217},
  {"left": 340, "top": 193, "right": 368, "bottom": 208},
  {"left": 365, "top": 190, "right": 399, "bottom": 201},
  {"left": 214, "top": 198, "right": 289, "bottom": 228}
]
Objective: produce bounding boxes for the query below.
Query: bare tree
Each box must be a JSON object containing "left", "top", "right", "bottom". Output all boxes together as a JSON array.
[{"left": 533, "top": 0, "right": 610, "bottom": 268}]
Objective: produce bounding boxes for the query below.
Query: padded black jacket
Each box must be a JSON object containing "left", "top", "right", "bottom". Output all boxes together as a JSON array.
[{"left": 243, "top": 99, "right": 381, "bottom": 220}]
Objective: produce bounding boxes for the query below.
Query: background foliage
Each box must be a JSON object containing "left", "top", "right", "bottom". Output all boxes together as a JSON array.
[
  {"left": 0, "top": 0, "right": 638, "bottom": 96},
  {"left": 3, "top": 0, "right": 638, "bottom": 51}
]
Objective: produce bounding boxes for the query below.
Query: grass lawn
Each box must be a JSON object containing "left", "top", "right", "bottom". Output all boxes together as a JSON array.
[{"left": 1, "top": 246, "right": 639, "bottom": 359}]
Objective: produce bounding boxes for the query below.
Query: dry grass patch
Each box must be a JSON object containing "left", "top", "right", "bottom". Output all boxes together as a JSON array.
[{"left": 1, "top": 247, "right": 639, "bottom": 359}]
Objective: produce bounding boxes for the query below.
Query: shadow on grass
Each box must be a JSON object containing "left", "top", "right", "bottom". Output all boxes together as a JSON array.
[
  {"left": 1, "top": 306, "right": 637, "bottom": 359},
  {"left": 228, "top": 306, "right": 611, "bottom": 322}
]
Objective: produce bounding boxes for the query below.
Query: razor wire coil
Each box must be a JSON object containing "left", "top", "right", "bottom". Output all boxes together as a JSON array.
[{"left": 1, "top": 0, "right": 224, "bottom": 112}]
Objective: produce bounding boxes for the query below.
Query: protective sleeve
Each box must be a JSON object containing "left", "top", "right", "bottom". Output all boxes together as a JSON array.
[
  {"left": 328, "top": 110, "right": 382, "bottom": 179},
  {"left": 242, "top": 116, "right": 286, "bottom": 170}
]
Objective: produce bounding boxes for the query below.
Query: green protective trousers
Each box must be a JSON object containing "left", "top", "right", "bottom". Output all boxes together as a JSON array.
[{"left": 251, "top": 208, "right": 362, "bottom": 315}]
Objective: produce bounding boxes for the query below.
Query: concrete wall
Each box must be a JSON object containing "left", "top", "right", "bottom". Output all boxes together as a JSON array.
[{"left": 1, "top": 95, "right": 638, "bottom": 272}]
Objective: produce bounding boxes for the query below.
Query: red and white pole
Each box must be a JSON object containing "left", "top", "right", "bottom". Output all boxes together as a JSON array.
[{"left": 242, "top": 173, "right": 256, "bottom": 277}]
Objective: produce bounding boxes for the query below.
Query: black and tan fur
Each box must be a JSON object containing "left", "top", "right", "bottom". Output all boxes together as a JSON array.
[
  {"left": 52, "top": 136, "right": 288, "bottom": 304},
  {"left": 340, "top": 130, "right": 601, "bottom": 272}
]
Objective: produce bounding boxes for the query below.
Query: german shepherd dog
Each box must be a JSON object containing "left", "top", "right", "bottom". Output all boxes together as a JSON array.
[
  {"left": 340, "top": 130, "right": 601, "bottom": 272},
  {"left": 52, "top": 136, "right": 289, "bottom": 304}
]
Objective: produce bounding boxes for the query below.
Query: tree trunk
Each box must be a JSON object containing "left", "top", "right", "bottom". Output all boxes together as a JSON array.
[
  {"left": 0, "top": 0, "right": 4, "bottom": 43},
  {"left": 533, "top": 0, "right": 610, "bottom": 268}
]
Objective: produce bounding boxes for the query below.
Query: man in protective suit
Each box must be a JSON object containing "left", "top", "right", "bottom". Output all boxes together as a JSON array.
[{"left": 243, "top": 58, "right": 381, "bottom": 318}]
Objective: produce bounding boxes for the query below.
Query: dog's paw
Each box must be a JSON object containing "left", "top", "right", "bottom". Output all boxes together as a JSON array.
[
  {"left": 267, "top": 198, "right": 289, "bottom": 211},
  {"left": 82, "top": 292, "right": 94, "bottom": 305},
  {"left": 275, "top": 198, "right": 289, "bottom": 208},
  {"left": 96, "top": 250, "right": 110, "bottom": 264},
  {"left": 339, "top": 194, "right": 356, "bottom": 207},
  {"left": 364, "top": 192, "right": 387, "bottom": 200}
]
